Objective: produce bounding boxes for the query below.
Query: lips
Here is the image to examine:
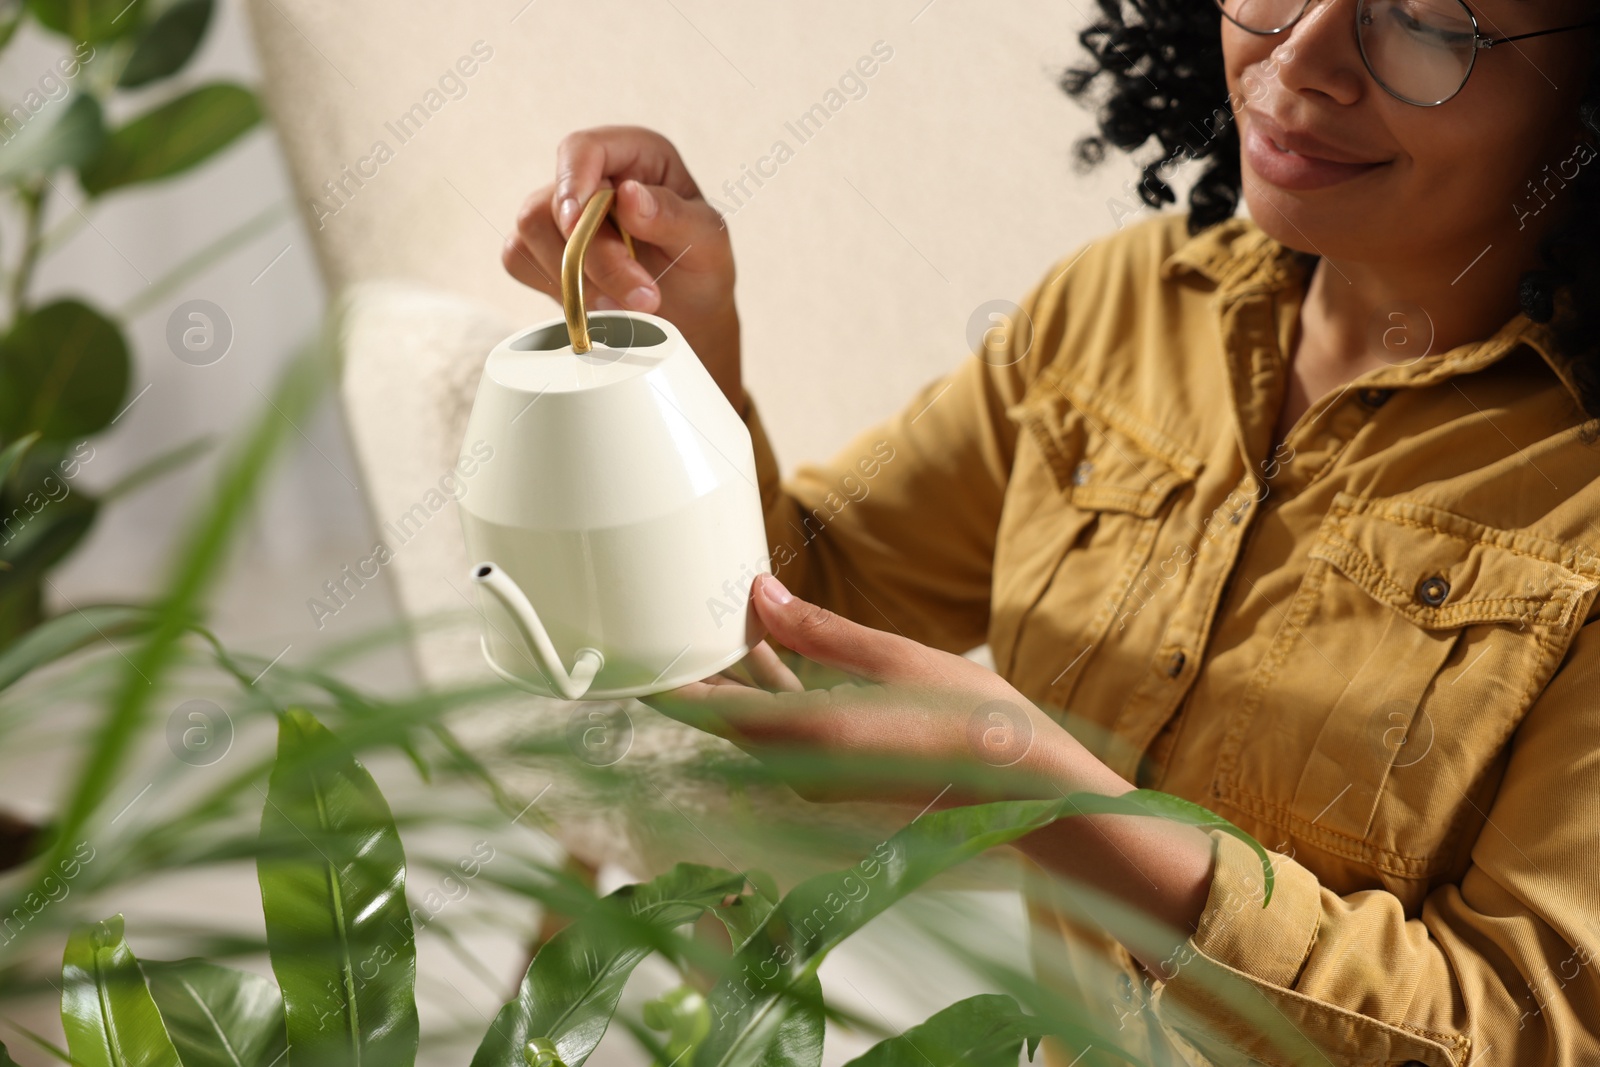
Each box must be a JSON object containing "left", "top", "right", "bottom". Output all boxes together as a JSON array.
[
  {"left": 1243, "top": 110, "right": 1390, "bottom": 191},
  {"left": 1247, "top": 111, "right": 1384, "bottom": 164}
]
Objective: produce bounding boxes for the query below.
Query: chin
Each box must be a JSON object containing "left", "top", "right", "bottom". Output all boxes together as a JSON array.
[{"left": 1240, "top": 176, "right": 1368, "bottom": 263}]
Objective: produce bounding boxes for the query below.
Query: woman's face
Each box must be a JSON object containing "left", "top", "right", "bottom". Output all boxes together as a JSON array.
[{"left": 1223, "top": 0, "right": 1594, "bottom": 276}]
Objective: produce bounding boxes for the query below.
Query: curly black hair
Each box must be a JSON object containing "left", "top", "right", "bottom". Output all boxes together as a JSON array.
[{"left": 1060, "top": 1, "right": 1600, "bottom": 428}]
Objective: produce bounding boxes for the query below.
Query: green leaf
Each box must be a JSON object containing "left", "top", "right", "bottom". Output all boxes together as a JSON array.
[
  {"left": 1, "top": 344, "right": 327, "bottom": 970},
  {"left": 0, "top": 0, "right": 24, "bottom": 49},
  {"left": 701, "top": 875, "right": 821, "bottom": 1067},
  {"left": 0, "top": 299, "right": 130, "bottom": 443},
  {"left": 101, "top": 435, "right": 212, "bottom": 501},
  {"left": 0, "top": 443, "right": 99, "bottom": 607},
  {"left": 471, "top": 863, "right": 745, "bottom": 1067},
  {"left": 79, "top": 82, "right": 260, "bottom": 196},
  {"left": 520, "top": 1037, "right": 567, "bottom": 1067},
  {"left": 752, "top": 975, "right": 823, "bottom": 1067},
  {"left": 0, "top": 495, "right": 98, "bottom": 655},
  {"left": 695, "top": 797, "right": 1150, "bottom": 1067},
  {"left": 705, "top": 871, "right": 779, "bottom": 950},
  {"left": 60, "top": 913, "right": 183, "bottom": 1067},
  {"left": 0, "top": 1037, "right": 18, "bottom": 1067},
  {"left": 0, "top": 94, "right": 105, "bottom": 182},
  {"left": 25, "top": 0, "right": 143, "bottom": 39},
  {"left": 0, "top": 603, "right": 152, "bottom": 693},
  {"left": 703, "top": 791, "right": 1267, "bottom": 1067},
  {"left": 696, "top": 801, "right": 1065, "bottom": 1067},
  {"left": 143, "top": 958, "right": 287, "bottom": 1067},
  {"left": 0, "top": 491, "right": 98, "bottom": 599},
  {"left": 256, "top": 708, "right": 419, "bottom": 1067},
  {"left": 642, "top": 986, "right": 712, "bottom": 1066},
  {"left": 615, "top": 1016, "right": 675, "bottom": 1067},
  {"left": 841, "top": 995, "right": 1042, "bottom": 1067},
  {"left": 0, "top": 574, "right": 42, "bottom": 644},
  {"left": 0, "top": 432, "right": 41, "bottom": 490},
  {"left": 1061, "top": 789, "right": 1275, "bottom": 906},
  {"left": 118, "top": 0, "right": 213, "bottom": 87}
]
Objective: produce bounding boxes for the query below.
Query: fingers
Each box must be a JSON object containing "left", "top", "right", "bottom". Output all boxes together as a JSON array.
[
  {"left": 552, "top": 126, "right": 697, "bottom": 239},
  {"left": 504, "top": 182, "right": 562, "bottom": 297},
  {"left": 720, "top": 661, "right": 759, "bottom": 688},
  {"left": 563, "top": 178, "right": 725, "bottom": 313},
  {"left": 578, "top": 216, "right": 659, "bottom": 313},
  {"left": 507, "top": 126, "right": 740, "bottom": 339},
  {"left": 744, "top": 639, "right": 804, "bottom": 693},
  {"left": 641, "top": 683, "right": 732, "bottom": 735},
  {"left": 503, "top": 182, "right": 655, "bottom": 311},
  {"left": 751, "top": 573, "right": 934, "bottom": 687},
  {"left": 644, "top": 678, "right": 829, "bottom": 742},
  {"left": 613, "top": 178, "right": 723, "bottom": 254},
  {"left": 580, "top": 177, "right": 712, "bottom": 313},
  {"left": 504, "top": 184, "right": 701, "bottom": 314}
]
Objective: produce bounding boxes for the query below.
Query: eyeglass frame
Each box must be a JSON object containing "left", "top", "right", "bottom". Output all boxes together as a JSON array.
[{"left": 1215, "top": 0, "right": 1600, "bottom": 106}]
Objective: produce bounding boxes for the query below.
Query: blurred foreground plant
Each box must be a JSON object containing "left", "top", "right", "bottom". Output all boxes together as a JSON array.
[
  {"left": 0, "top": 337, "right": 1300, "bottom": 1067},
  {"left": 0, "top": 0, "right": 265, "bottom": 647},
  {"left": 15, "top": 701, "right": 1279, "bottom": 1067}
]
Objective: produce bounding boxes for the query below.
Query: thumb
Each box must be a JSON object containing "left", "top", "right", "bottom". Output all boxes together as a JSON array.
[{"left": 751, "top": 574, "right": 923, "bottom": 685}]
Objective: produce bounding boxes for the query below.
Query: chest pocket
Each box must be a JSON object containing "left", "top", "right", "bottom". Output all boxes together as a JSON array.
[
  {"left": 1216, "top": 491, "right": 1600, "bottom": 885},
  {"left": 992, "top": 377, "right": 1201, "bottom": 718}
]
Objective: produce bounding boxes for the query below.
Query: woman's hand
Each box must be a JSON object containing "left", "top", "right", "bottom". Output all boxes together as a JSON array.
[
  {"left": 644, "top": 573, "right": 1217, "bottom": 968},
  {"left": 642, "top": 574, "right": 1132, "bottom": 809},
  {"left": 503, "top": 125, "right": 744, "bottom": 413}
]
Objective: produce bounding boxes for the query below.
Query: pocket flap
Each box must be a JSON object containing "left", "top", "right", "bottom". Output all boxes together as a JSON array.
[
  {"left": 1006, "top": 380, "right": 1201, "bottom": 519},
  {"left": 1310, "top": 491, "right": 1600, "bottom": 631}
]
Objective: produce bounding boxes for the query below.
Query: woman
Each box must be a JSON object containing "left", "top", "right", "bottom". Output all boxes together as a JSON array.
[{"left": 502, "top": 0, "right": 1600, "bottom": 1060}]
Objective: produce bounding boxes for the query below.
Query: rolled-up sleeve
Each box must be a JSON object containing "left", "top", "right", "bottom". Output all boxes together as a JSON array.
[
  {"left": 736, "top": 248, "right": 1087, "bottom": 655},
  {"left": 1152, "top": 620, "right": 1600, "bottom": 1066}
]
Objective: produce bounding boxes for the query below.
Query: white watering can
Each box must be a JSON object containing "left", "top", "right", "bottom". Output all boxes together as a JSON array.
[{"left": 457, "top": 189, "right": 770, "bottom": 700}]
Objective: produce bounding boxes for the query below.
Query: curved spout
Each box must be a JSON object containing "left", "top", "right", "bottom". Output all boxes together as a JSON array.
[{"left": 471, "top": 563, "right": 604, "bottom": 700}]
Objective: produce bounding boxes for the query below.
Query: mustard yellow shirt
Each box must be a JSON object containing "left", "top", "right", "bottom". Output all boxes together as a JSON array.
[{"left": 738, "top": 213, "right": 1600, "bottom": 1066}]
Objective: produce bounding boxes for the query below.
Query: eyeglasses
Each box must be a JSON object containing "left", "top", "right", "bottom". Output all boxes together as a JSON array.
[{"left": 1215, "top": 0, "right": 1600, "bottom": 106}]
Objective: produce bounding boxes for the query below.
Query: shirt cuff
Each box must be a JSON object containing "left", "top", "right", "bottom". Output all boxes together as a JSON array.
[
  {"left": 1191, "top": 828, "right": 1321, "bottom": 987},
  {"left": 1151, "top": 830, "right": 1465, "bottom": 1066}
]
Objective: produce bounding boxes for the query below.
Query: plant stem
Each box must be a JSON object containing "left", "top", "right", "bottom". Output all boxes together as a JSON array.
[
  {"left": 36, "top": 205, "right": 90, "bottom": 261},
  {"left": 118, "top": 199, "right": 291, "bottom": 320},
  {"left": 8, "top": 179, "right": 48, "bottom": 321}
]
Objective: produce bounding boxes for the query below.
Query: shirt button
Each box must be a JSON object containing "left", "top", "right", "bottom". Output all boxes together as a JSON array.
[
  {"left": 1165, "top": 649, "right": 1188, "bottom": 677},
  {"left": 1417, "top": 575, "right": 1450, "bottom": 606},
  {"left": 1072, "top": 461, "right": 1094, "bottom": 486},
  {"left": 1358, "top": 387, "right": 1394, "bottom": 408}
]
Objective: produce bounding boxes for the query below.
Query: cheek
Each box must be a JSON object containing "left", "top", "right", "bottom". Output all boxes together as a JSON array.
[
  {"left": 1423, "top": 56, "right": 1583, "bottom": 211},
  {"left": 1221, "top": 28, "right": 1299, "bottom": 114},
  {"left": 1220, "top": 23, "right": 1273, "bottom": 94}
]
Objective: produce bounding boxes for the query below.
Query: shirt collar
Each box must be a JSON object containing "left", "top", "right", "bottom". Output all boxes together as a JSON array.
[{"left": 1159, "top": 215, "right": 1586, "bottom": 412}]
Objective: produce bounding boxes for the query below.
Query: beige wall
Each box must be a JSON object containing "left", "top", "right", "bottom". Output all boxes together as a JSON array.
[{"left": 245, "top": 0, "right": 1144, "bottom": 468}]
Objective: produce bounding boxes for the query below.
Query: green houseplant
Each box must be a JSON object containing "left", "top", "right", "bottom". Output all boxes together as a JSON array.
[
  {"left": 13, "top": 703, "right": 1275, "bottom": 1067},
  {"left": 0, "top": 346, "right": 1296, "bottom": 1066},
  {"left": 0, "top": 0, "right": 263, "bottom": 649}
]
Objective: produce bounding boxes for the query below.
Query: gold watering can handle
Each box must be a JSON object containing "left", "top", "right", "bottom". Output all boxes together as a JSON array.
[{"left": 561, "top": 188, "right": 638, "bottom": 354}]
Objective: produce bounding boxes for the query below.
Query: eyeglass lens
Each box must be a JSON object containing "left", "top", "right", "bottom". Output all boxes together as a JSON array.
[{"left": 1216, "top": 0, "right": 1479, "bottom": 105}]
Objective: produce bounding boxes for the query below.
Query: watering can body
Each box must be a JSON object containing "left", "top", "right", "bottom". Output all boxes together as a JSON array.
[{"left": 457, "top": 310, "right": 770, "bottom": 700}]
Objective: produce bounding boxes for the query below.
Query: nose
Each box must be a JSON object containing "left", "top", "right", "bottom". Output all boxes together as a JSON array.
[{"left": 1267, "top": 0, "right": 1368, "bottom": 106}]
